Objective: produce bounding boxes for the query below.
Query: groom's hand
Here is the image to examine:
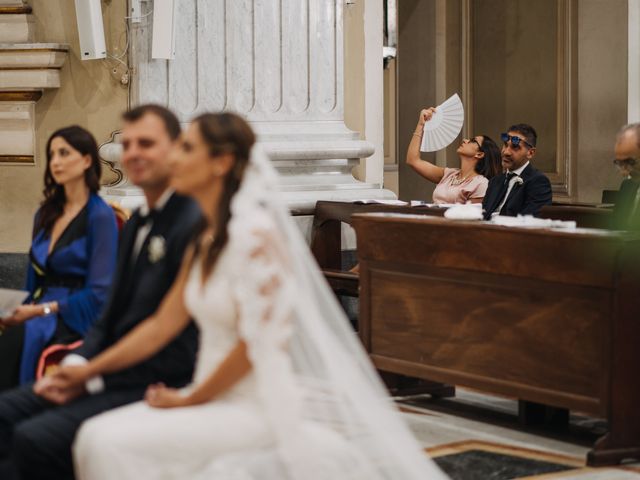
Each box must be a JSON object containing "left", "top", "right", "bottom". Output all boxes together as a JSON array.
[
  {"left": 33, "top": 375, "right": 86, "bottom": 405},
  {"left": 34, "top": 365, "right": 90, "bottom": 404},
  {"left": 48, "top": 365, "right": 91, "bottom": 390}
]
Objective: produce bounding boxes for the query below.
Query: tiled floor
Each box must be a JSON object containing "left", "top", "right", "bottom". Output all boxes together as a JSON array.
[{"left": 399, "top": 389, "right": 640, "bottom": 479}]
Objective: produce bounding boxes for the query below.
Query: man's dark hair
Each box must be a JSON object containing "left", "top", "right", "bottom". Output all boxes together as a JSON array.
[
  {"left": 508, "top": 123, "right": 537, "bottom": 147},
  {"left": 122, "top": 104, "right": 181, "bottom": 140}
]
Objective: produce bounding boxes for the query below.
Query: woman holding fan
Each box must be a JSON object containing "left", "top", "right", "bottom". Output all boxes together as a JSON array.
[{"left": 406, "top": 107, "right": 501, "bottom": 204}]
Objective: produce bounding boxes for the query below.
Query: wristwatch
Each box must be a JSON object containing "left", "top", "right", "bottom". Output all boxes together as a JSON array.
[{"left": 42, "top": 303, "right": 52, "bottom": 315}]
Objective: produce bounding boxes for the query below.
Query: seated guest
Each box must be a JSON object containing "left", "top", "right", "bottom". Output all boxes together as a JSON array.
[
  {"left": 482, "top": 123, "right": 552, "bottom": 219},
  {"left": 0, "top": 126, "right": 118, "bottom": 385},
  {"left": 0, "top": 105, "right": 201, "bottom": 480},
  {"left": 407, "top": 107, "right": 502, "bottom": 204},
  {"left": 611, "top": 123, "right": 640, "bottom": 230}
]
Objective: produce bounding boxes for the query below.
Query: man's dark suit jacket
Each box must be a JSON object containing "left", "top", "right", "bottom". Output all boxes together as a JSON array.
[
  {"left": 75, "top": 193, "right": 202, "bottom": 390},
  {"left": 612, "top": 178, "right": 640, "bottom": 231},
  {"left": 482, "top": 164, "right": 552, "bottom": 220}
]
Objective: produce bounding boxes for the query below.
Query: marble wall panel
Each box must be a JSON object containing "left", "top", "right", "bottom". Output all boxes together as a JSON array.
[
  {"left": 310, "top": 0, "right": 338, "bottom": 114},
  {"left": 254, "top": 0, "right": 282, "bottom": 114},
  {"left": 133, "top": 14, "right": 168, "bottom": 106},
  {"left": 196, "top": 0, "right": 226, "bottom": 112},
  {"left": 282, "top": 0, "right": 310, "bottom": 114},
  {"left": 225, "top": 0, "right": 255, "bottom": 113},
  {"left": 132, "top": 0, "right": 345, "bottom": 124},
  {"left": 168, "top": 0, "right": 197, "bottom": 117}
]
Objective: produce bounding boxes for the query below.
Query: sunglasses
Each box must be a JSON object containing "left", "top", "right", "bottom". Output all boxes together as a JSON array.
[
  {"left": 469, "top": 138, "right": 481, "bottom": 148},
  {"left": 613, "top": 157, "right": 638, "bottom": 168},
  {"left": 501, "top": 133, "right": 534, "bottom": 150}
]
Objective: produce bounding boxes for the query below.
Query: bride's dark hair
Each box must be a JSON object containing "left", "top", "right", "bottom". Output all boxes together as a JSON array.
[{"left": 192, "top": 112, "right": 256, "bottom": 277}]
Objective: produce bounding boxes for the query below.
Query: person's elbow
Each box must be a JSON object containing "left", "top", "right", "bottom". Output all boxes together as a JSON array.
[
  {"left": 405, "top": 153, "right": 415, "bottom": 167},
  {"left": 405, "top": 146, "right": 420, "bottom": 167},
  {"left": 406, "top": 155, "right": 422, "bottom": 176}
]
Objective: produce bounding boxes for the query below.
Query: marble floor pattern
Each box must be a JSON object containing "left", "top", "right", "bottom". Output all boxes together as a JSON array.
[{"left": 400, "top": 388, "right": 640, "bottom": 479}]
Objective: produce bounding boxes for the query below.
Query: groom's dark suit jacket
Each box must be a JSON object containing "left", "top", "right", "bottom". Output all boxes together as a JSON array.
[
  {"left": 75, "top": 193, "right": 202, "bottom": 390},
  {"left": 482, "top": 164, "right": 552, "bottom": 220}
]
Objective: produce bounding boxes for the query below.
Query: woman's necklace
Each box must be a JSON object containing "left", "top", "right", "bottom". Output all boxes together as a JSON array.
[{"left": 451, "top": 170, "right": 475, "bottom": 186}]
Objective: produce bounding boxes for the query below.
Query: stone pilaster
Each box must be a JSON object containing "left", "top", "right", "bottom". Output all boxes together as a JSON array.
[{"left": 102, "top": 0, "right": 393, "bottom": 214}]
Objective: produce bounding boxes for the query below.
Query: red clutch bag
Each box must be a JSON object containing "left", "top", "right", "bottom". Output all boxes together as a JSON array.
[{"left": 35, "top": 340, "right": 84, "bottom": 380}]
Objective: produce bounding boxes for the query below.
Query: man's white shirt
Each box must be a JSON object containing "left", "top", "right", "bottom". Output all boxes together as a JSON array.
[{"left": 493, "top": 161, "right": 530, "bottom": 218}]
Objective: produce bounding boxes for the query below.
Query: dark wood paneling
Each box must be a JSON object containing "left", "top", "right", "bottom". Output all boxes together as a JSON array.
[
  {"left": 0, "top": 5, "right": 32, "bottom": 14},
  {"left": 0, "top": 92, "right": 42, "bottom": 102},
  {"left": 369, "top": 266, "right": 607, "bottom": 410},
  {"left": 0, "top": 155, "right": 34, "bottom": 164}
]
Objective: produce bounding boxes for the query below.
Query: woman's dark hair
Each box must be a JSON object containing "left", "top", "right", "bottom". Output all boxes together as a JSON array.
[
  {"left": 192, "top": 112, "right": 256, "bottom": 278},
  {"left": 475, "top": 135, "right": 502, "bottom": 179},
  {"left": 37, "top": 126, "right": 101, "bottom": 234}
]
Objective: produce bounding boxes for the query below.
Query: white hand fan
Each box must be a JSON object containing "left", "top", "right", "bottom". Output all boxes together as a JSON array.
[{"left": 420, "top": 93, "right": 464, "bottom": 152}]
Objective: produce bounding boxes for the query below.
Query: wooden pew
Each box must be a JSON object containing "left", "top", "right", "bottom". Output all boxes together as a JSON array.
[
  {"left": 540, "top": 205, "right": 613, "bottom": 229},
  {"left": 311, "top": 201, "right": 615, "bottom": 282},
  {"left": 353, "top": 213, "right": 640, "bottom": 466},
  {"left": 310, "top": 201, "right": 446, "bottom": 297},
  {"left": 309, "top": 200, "right": 615, "bottom": 298}
]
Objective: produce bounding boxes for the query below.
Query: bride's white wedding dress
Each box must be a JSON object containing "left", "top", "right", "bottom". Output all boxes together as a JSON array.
[
  {"left": 73, "top": 146, "right": 448, "bottom": 480},
  {"left": 74, "top": 234, "right": 280, "bottom": 479}
]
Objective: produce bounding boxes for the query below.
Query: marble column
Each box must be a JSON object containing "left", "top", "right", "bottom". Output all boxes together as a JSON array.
[{"left": 101, "top": 0, "right": 393, "bottom": 217}]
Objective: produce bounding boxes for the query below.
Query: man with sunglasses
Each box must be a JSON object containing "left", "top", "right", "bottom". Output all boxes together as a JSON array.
[
  {"left": 612, "top": 123, "right": 640, "bottom": 230},
  {"left": 482, "top": 123, "right": 552, "bottom": 220}
]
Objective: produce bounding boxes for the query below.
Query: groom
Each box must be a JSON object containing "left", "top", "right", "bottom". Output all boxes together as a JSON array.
[{"left": 0, "top": 105, "right": 201, "bottom": 479}]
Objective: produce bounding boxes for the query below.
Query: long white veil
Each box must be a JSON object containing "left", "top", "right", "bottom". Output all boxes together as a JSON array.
[{"left": 201, "top": 144, "right": 448, "bottom": 479}]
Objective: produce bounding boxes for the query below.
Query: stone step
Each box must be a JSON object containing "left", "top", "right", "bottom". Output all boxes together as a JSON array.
[
  {"left": 0, "top": 43, "right": 68, "bottom": 69},
  {"left": 0, "top": 2, "right": 34, "bottom": 44},
  {"left": 0, "top": 43, "right": 69, "bottom": 90},
  {"left": 0, "top": 13, "right": 34, "bottom": 43}
]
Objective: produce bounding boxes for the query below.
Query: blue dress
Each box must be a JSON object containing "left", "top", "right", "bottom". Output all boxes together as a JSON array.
[{"left": 20, "top": 193, "right": 118, "bottom": 384}]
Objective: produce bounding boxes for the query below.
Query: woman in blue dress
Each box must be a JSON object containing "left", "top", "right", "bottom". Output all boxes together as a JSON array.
[{"left": 0, "top": 125, "right": 118, "bottom": 384}]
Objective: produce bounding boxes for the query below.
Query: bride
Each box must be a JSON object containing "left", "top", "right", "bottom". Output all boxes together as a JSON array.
[{"left": 48, "top": 112, "right": 448, "bottom": 479}]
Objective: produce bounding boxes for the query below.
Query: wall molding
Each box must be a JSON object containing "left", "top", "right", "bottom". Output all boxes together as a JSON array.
[
  {"left": 461, "top": 0, "right": 577, "bottom": 198},
  {"left": 0, "top": 155, "right": 34, "bottom": 164},
  {"left": 629, "top": 0, "right": 640, "bottom": 123}
]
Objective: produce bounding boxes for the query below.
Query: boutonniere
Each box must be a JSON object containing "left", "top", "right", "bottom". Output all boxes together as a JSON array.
[
  {"left": 148, "top": 235, "right": 166, "bottom": 263},
  {"left": 512, "top": 176, "right": 524, "bottom": 187}
]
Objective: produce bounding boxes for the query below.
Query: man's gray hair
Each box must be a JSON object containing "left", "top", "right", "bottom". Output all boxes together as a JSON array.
[{"left": 616, "top": 123, "right": 640, "bottom": 147}]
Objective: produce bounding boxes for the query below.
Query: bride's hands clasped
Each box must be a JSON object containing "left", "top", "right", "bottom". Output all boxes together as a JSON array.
[{"left": 145, "top": 383, "right": 189, "bottom": 409}]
